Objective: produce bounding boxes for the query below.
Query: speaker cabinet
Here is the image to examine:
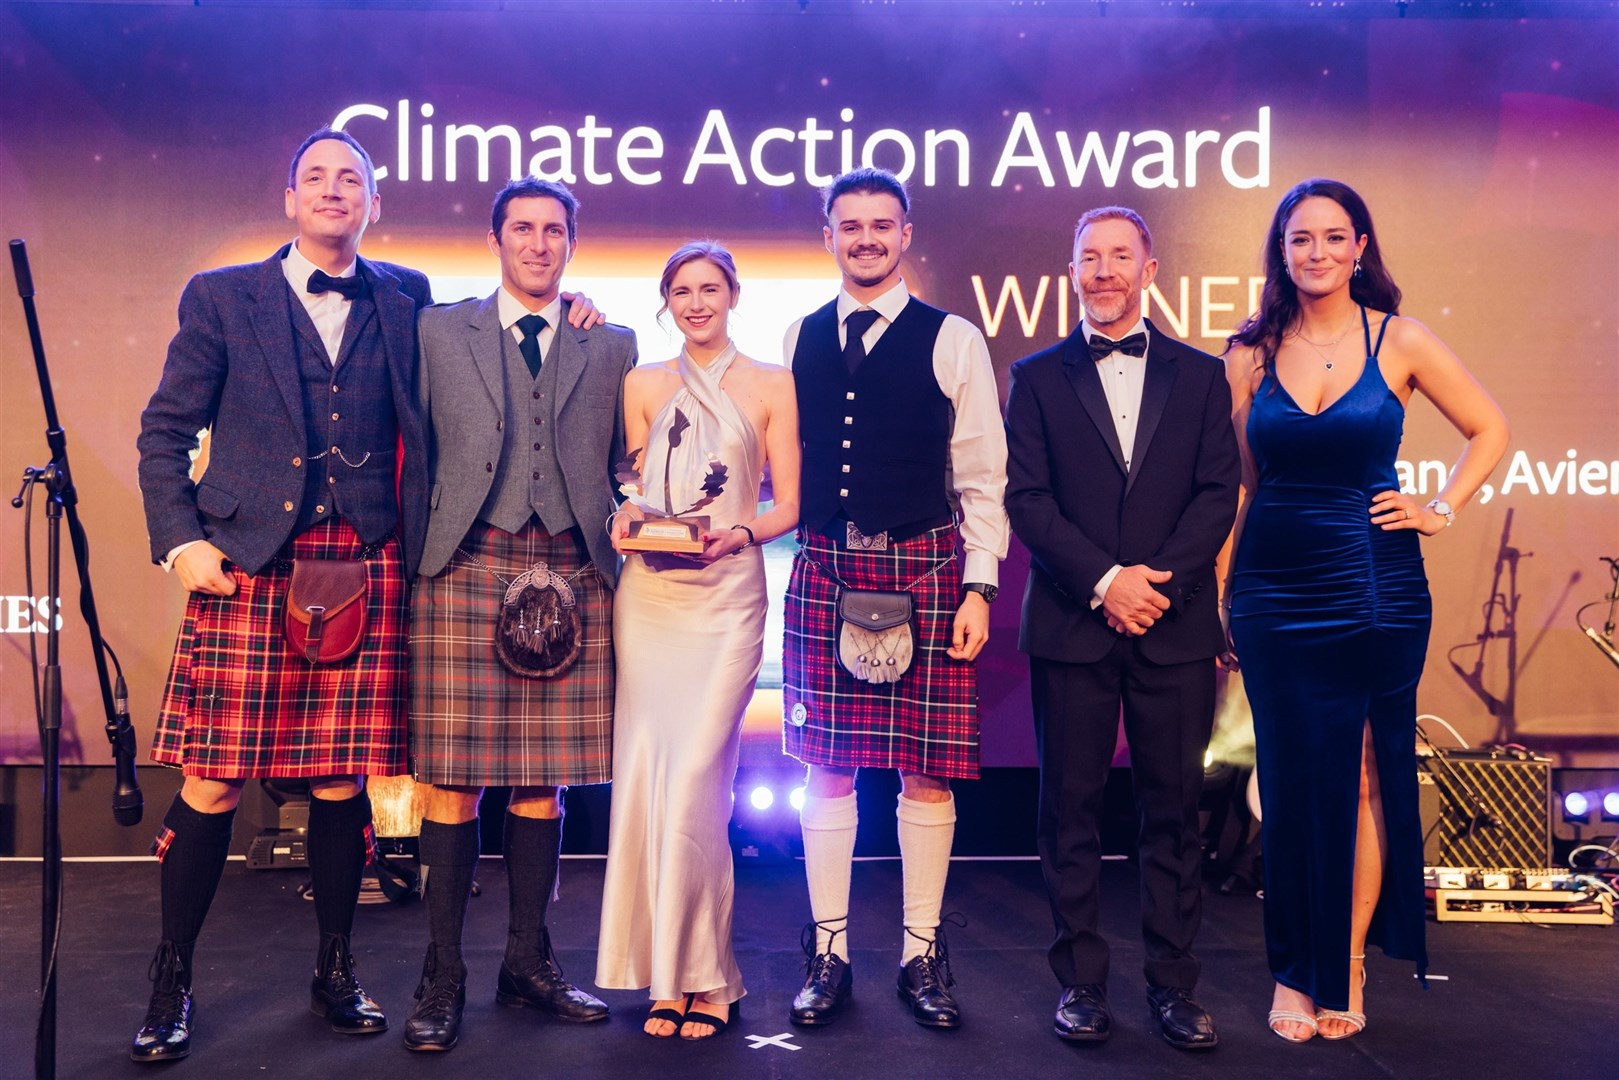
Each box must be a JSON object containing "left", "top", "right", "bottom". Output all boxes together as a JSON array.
[{"left": 1422, "top": 750, "right": 1551, "bottom": 870}]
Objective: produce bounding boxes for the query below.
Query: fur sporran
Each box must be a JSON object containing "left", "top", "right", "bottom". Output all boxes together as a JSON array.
[
  {"left": 835, "top": 588, "right": 916, "bottom": 685},
  {"left": 493, "top": 563, "right": 583, "bottom": 679}
]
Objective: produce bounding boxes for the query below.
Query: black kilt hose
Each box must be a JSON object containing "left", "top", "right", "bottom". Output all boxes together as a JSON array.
[
  {"left": 783, "top": 522, "right": 980, "bottom": 780},
  {"left": 410, "top": 520, "right": 614, "bottom": 787},
  {"left": 152, "top": 519, "right": 409, "bottom": 779}
]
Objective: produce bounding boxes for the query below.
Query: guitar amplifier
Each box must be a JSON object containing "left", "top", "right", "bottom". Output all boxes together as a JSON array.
[{"left": 1422, "top": 749, "right": 1551, "bottom": 870}]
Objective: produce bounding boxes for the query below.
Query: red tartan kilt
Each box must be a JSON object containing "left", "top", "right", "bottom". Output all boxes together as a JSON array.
[
  {"left": 410, "top": 521, "right": 614, "bottom": 787},
  {"left": 152, "top": 520, "right": 408, "bottom": 778},
  {"left": 782, "top": 523, "right": 979, "bottom": 779}
]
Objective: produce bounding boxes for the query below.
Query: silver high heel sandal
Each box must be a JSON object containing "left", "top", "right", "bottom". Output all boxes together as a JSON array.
[{"left": 1316, "top": 954, "right": 1368, "bottom": 1039}]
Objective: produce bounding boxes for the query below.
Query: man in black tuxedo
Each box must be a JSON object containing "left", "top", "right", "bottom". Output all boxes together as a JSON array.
[{"left": 1005, "top": 207, "right": 1238, "bottom": 1051}]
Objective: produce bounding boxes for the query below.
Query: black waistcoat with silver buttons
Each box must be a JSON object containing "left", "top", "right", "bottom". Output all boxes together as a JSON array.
[
  {"left": 793, "top": 297, "right": 951, "bottom": 536},
  {"left": 290, "top": 287, "right": 400, "bottom": 544}
]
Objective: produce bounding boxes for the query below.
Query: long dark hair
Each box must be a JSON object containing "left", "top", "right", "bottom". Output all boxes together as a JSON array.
[{"left": 1228, "top": 178, "right": 1402, "bottom": 376}]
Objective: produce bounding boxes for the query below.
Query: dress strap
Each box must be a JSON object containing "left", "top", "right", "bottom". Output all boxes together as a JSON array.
[
  {"left": 1359, "top": 304, "right": 1372, "bottom": 357},
  {"left": 1371, "top": 311, "right": 1392, "bottom": 359}
]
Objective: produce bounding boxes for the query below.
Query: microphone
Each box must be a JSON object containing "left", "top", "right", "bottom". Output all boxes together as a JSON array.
[{"left": 110, "top": 673, "right": 143, "bottom": 826}]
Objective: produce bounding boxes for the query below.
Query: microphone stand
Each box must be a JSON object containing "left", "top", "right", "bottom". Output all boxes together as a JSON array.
[{"left": 9, "top": 239, "right": 140, "bottom": 1080}]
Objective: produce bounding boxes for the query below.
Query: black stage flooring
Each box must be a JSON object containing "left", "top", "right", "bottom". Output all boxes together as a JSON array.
[{"left": 1, "top": 858, "right": 1612, "bottom": 1079}]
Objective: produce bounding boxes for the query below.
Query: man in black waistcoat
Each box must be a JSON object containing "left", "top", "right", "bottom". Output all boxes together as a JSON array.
[
  {"left": 132, "top": 128, "right": 431, "bottom": 1063},
  {"left": 1005, "top": 207, "right": 1239, "bottom": 1051},
  {"left": 782, "top": 168, "right": 1008, "bottom": 1030}
]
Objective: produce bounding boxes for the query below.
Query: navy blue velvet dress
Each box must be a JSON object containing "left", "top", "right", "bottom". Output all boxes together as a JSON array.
[{"left": 1229, "top": 309, "right": 1430, "bottom": 1011}]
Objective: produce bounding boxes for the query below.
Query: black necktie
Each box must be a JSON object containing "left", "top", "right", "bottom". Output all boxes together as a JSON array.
[
  {"left": 516, "top": 313, "right": 548, "bottom": 380},
  {"left": 843, "top": 309, "right": 882, "bottom": 374},
  {"left": 306, "top": 268, "right": 365, "bottom": 300},
  {"left": 1088, "top": 331, "right": 1147, "bottom": 362}
]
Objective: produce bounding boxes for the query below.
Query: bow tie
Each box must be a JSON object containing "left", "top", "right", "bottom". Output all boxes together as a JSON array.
[
  {"left": 307, "top": 268, "right": 365, "bottom": 300},
  {"left": 1088, "top": 331, "right": 1147, "bottom": 362}
]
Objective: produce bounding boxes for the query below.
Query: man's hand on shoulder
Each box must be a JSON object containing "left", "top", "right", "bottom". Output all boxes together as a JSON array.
[
  {"left": 1102, "top": 564, "right": 1171, "bottom": 636},
  {"left": 562, "top": 290, "right": 605, "bottom": 330},
  {"left": 174, "top": 541, "right": 237, "bottom": 596}
]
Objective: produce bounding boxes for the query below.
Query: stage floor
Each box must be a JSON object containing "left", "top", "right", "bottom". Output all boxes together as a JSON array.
[{"left": 1, "top": 857, "right": 1611, "bottom": 1079}]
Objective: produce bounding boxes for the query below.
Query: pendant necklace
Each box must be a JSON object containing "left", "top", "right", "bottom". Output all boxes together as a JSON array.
[{"left": 1293, "top": 321, "right": 1354, "bottom": 370}]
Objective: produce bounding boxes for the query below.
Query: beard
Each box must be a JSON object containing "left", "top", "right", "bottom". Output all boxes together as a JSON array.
[{"left": 1082, "top": 285, "right": 1134, "bottom": 328}]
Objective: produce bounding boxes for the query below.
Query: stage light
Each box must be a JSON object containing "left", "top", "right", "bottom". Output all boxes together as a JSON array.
[
  {"left": 789, "top": 786, "right": 806, "bottom": 811},
  {"left": 1204, "top": 749, "right": 1214, "bottom": 769},
  {"left": 1603, "top": 791, "right": 1619, "bottom": 820},
  {"left": 1563, "top": 791, "right": 1590, "bottom": 821},
  {"left": 749, "top": 786, "right": 774, "bottom": 811}
]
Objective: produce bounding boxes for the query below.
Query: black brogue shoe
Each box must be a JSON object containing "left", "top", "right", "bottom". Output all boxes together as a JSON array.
[
  {"left": 789, "top": 919, "right": 853, "bottom": 1026},
  {"left": 310, "top": 933, "right": 388, "bottom": 1034},
  {"left": 403, "top": 947, "right": 467, "bottom": 1052},
  {"left": 130, "top": 942, "right": 193, "bottom": 1063},
  {"left": 496, "top": 928, "right": 609, "bottom": 1022},
  {"left": 896, "top": 923, "right": 962, "bottom": 1030}
]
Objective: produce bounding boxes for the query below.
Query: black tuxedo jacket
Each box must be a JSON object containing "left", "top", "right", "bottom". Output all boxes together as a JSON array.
[
  {"left": 137, "top": 245, "right": 432, "bottom": 578},
  {"left": 1005, "top": 320, "right": 1239, "bottom": 665}
]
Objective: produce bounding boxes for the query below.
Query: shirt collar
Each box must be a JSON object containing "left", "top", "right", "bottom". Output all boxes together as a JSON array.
[
  {"left": 282, "top": 240, "right": 357, "bottom": 297},
  {"left": 1080, "top": 315, "right": 1148, "bottom": 345},
  {"left": 836, "top": 277, "right": 910, "bottom": 326},
  {"left": 498, "top": 287, "right": 563, "bottom": 332}
]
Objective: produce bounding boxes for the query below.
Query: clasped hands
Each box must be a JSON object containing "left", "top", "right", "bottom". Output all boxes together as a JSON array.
[{"left": 1102, "top": 563, "right": 1172, "bottom": 637}]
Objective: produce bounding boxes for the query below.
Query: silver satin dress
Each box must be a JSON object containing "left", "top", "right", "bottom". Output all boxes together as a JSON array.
[{"left": 595, "top": 343, "right": 767, "bottom": 1004}]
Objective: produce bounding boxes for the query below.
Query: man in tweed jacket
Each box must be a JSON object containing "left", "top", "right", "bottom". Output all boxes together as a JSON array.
[
  {"left": 132, "top": 129, "right": 430, "bottom": 1063},
  {"left": 402, "top": 177, "right": 636, "bottom": 1053}
]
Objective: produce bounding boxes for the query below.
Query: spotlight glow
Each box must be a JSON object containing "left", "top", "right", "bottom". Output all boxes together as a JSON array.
[
  {"left": 749, "top": 786, "right": 774, "bottom": 811},
  {"left": 1203, "top": 749, "right": 1214, "bottom": 769},
  {"left": 789, "top": 786, "right": 806, "bottom": 811},
  {"left": 1604, "top": 791, "right": 1619, "bottom": 818},
  {"left": 1564, "top": 791, "right": 1590, "bottom": 818}
]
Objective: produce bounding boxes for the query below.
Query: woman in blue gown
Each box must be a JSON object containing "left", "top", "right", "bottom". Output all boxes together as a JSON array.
[{"left": 1221, "top": 179, "right": 1508, "bottom": 1043}]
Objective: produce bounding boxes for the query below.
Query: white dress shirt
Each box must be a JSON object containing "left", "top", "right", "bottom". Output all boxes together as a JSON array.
[
  {"left": 1082, "top": 316, "right": 1150, "bottom": 607},
  {"left": 783, "top": 279, "right": 1010, "bottom": 588},
  {"left": 497, "top": 288, "right": 563, "bottom": 359},
  {"left": 281, "top": 240, "right": 359, "bottom": 364}
]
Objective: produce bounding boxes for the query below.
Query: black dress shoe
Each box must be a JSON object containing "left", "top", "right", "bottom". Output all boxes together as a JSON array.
[
  {"left": 789, "top": 920, "right": 853, "bottom": 1026},
  {"left": 310, "top": 933, "right": 388, "bottom": 1034},
  {"left": 404, "top": 948, "right": 467, "bottom": 1053},
  {"left": 130, "top": 942, "right": 193, "bottom": 1063},
  {"left": 791, "top": 953, "right": 853, "bottom": 1025},
  {"left": 1146, "top": 985, "right": 1219, "bottom": 1051},
  {"left": 1054, "top": 984, "right": 1111, "bottom": 1043},
  {"left": 496, "top": 929, "right": 609, "bottom": 1022},
  {"left": 895, "top": 925, "right": 961, "bottom": 1030}
]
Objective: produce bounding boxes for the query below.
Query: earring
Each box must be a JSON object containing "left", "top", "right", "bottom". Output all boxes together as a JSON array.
[{"left": 1353, "top": 257, "right": 1363, "bottom": 278}]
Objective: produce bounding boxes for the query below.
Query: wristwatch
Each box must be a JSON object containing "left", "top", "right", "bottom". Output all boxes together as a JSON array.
[
  {"left": 963, "top": 583, "right": 999, "bottom": 604},
  {"left": 1425, "top": 499, "right": 1455, "bottom": 527}
]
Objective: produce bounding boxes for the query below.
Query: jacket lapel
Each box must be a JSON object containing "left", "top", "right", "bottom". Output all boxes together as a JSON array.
[
  {"left": 467, "top": 292, "right": 506, "bottom": 416},
  {"left": 1059, "top": 329, "right": 1127, "bottom": 475},
  {"left": 551, "top": 299, "right": 589, "bottom": 414},
  {"left": 1125, "top": 320, "right": 1178, "bottom": 496},
  {"left": 247, "top": 245, "right": 307, "bottom": 445},
  {"left": 361, "top": 256, "right": 416, "bottom": 390}
]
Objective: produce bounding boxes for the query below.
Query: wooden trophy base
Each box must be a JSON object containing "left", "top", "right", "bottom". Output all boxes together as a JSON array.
[{"left": 621, "top": 515, "right": 710, "bottom": 554}]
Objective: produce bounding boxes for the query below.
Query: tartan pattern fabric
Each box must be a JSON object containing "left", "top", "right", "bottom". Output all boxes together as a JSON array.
[
  {"left": 152, "top": 520, "right": 409, "bottom": 778},
  {"left": 782, "top": 523, "right": 980, "bottom": 779},
  {"left": 151, "top": 826, "right": 176, "bottom": 862},
  {"left": 410, "top": 521, "right": 614, "bottom": 787}
]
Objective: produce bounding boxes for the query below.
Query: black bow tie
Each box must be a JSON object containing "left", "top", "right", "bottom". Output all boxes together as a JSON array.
[
  {"left": 1088, "top": 331, "right": 1147, "bottom": 361},
  {"left": 307, "top": 268, "right": 364, "bottom": 300}
]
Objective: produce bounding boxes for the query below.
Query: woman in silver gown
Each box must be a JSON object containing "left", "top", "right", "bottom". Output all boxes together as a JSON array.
[{"left": 596, "top": 242, "right": 800, "bottom": 1039}]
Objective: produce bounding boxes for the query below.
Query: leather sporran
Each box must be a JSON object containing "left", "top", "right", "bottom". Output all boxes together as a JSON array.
[
  {"left": 494, "top": 562, "right": 583, "bottom": 679},
  {"left": 283, "top": 559, "right": 369, "bottom": 664},
  {"left": 835, "top": 587, "right": 915, "bottom": 684}
]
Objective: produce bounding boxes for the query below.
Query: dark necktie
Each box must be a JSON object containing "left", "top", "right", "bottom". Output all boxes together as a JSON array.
[
  {"left": 1088, "top": 331, "right": 1147, "bottom": 362},
  {"left": 517, "top": 313, "right": 548, "bottom": 380},
  {"left": 306, "top": 268, "right": 365, "bottom": 300},
  {"left": 843, "top": 309, "right": 882, "bottom": 374}
]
